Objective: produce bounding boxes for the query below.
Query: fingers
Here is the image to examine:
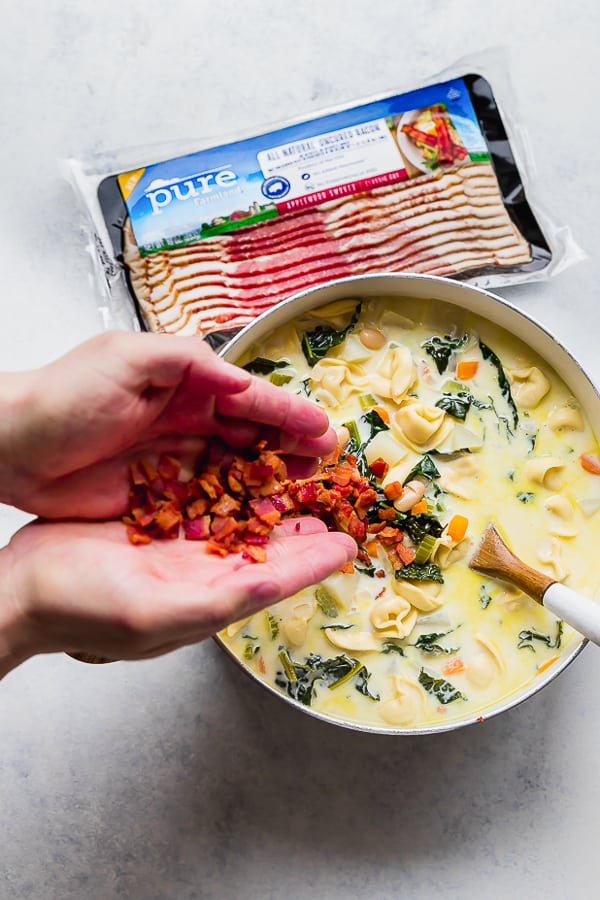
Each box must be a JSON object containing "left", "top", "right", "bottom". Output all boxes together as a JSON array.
[
  {"left": 212, "top": 417, "right": 337, "bottom": 460},
  {"left": 273, "top": 516, "right": 330, "bottom": 536},
  {"left": 215, "top": 377, "right": 330, "bottom": 437},
  {"left": 88, "top": 331, "right": 251, "bottom": 395},
  {"left": 213, "top": 530, "right": 357, "bottom": 621}
]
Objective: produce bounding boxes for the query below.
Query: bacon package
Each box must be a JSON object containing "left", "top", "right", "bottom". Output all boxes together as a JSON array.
[{"left": 73, "top": 69, "right": 581, "bottom": 345}]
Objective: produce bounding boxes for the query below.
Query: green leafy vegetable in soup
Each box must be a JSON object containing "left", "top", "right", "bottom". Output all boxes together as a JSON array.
[{"left": 221, "top": 295, "right": 600, "bottom": 730}]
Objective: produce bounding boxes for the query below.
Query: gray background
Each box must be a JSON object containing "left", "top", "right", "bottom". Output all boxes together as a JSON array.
[{"left": 1, "top": 2, "right": 599, "bottom": 898}]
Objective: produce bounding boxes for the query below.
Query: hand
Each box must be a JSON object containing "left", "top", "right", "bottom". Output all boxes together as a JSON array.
[
  {"left": 0, "top": 515, "right": 357, "bottom": 672},
  {"left": 0, "top": 331, "right": 336, "bottom": 519}
]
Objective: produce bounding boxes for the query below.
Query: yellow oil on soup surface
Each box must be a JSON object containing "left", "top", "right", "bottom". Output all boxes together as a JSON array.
[{"left": 219, "top": 296, "right": 600, "bottom": 729}]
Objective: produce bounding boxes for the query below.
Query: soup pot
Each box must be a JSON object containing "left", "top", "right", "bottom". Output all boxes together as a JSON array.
[{"left": 216, "top": 273, "right": 599, "bottom": 734}]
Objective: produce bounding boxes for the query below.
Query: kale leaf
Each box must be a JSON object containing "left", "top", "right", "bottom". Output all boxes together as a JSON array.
[
  {"left": 518, "top": 621, "right": 563, "bottom": 652},
  {"left": 479, "top": 339, "right": 519, "bottom": 430},
  {"left": 479, "top": 584, "right": 493, "bottom": 609},
  {"left": 403, "top": 454, "right": 441, "bottom": 484},
  {"left": 275, "top": 651, "right": 379, "bottom": 706},
  {"left": 243, "top": 357, "right": 290, "bottom": 375},
  {"left": 412, "top": 631, "right": 457, "bottom": 655},
  {"left": 362, "top": 409, "right": 390, "bottom": 440},
  {"left": 395, "top": 562, "right": 445, "bottom": 583},
  {"left": 301, "top": 303, "right": 362, "bottom": 366},
  {"left": 355, "top": 667, "right": 380, "bottom": 701},
  {"left": 418, "top": 668, "right": 464, "bottom": 704},
  {"left": 381, "top": 641, "right": 406, "bottom": 656},
  {"left": 422, "top": 333, "right": 469, "bottom": 375},
  {"left": 435, "top": 390, "right": 473, "bottom": 421}
]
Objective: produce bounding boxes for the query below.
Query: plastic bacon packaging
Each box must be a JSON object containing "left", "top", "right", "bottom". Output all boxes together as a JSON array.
[{"left": 70, "top": 65, "right": 582, "bottom": 347}]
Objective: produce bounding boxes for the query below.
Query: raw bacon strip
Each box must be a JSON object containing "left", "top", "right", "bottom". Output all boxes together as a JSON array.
[{"left": 150, "top": 227, "right": 526, "bottom": 333}]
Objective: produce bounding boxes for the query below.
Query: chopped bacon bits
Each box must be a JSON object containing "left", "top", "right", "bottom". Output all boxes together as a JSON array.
[
  {"left": 124, "top": 439, "right": 289, "bottom": 560},
  {"left": 124, "top": 441, "right": 426, "bottom": 571},
  {"left": 369, "top": 457, "right": 389, "bottom": 480},
  {"left": 383, "top": 481, "right": 403, "bottom": 501}
]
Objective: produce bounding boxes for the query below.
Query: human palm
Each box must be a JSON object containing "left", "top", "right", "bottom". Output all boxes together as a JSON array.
[{"left": 7, "top": 516, "right": 356, "bottom": 662}]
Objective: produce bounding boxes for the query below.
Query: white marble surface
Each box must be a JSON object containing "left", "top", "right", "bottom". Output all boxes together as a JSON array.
[{"left": 1, "top": 2, "right": 600, "bottom": 898}]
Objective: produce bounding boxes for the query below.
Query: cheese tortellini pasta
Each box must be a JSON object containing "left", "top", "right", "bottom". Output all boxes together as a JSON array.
[{"left": 509, "top": 366, "right": 551, "bottom": 409}]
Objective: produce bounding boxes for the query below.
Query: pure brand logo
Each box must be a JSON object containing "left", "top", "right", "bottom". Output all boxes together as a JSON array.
[{"left": 146, "top": 166, "right": 239, "bottom": 215}]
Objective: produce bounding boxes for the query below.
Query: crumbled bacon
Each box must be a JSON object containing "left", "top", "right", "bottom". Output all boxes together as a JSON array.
[{"left": 124, "top": 443, "right": 419, "bottom": 571}]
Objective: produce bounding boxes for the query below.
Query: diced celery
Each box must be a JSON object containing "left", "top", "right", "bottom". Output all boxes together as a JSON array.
[
  {"left": 328, "top": 661, "right": 364, "bottom": 690},
  {"left": 270, "top": 372, "right": 293, "bottom": 386},
  {"left": 278, "top": 649, "right": 297, "bottom": 681},
  {"left": 358, "top": 393, "right": 377, "bottom": 410},
  {"left": 414, "top": 534, "right": 438, "bottom": 564},
  {"left": 343, "top": 419, "right": 361, "bottom": 446}
]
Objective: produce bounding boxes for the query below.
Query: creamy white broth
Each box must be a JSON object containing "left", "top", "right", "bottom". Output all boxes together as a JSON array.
[{"left": 220, "top": 296, "right": 600, "bottom": 729}]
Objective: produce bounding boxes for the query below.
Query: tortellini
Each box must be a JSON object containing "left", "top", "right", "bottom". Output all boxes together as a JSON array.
[
  {"left": 391, "top": 401, "right": 453, "bottom": 452},
  {"left": 309, "top": 358, "right": 367, "bottom": 406},
  {"left": 544, "top": 494, "right": 578, "bottom": 538},
  {"left": 432, "top": 534, "right": 472, "bottom": 568},
  {"left": 537, "top": 537, "right": 569, "bottom": 582},
  {"left": 466, "top": 634, "right": 506, "bottom": 689},
  {"left": 547, "top": 399, "right": 584, "bottom": 432},
  {"left": 379, "top": 675, "right": 425, "bottom": 726},
  {"left": 391, "top": 580, "right": 443, "bottom": 613},
  {"left": 498, "top": 587, "right": 529, "bottom": 614},
  {"left": 509, "top": 366, "right": 551, "bottom": 409},
  {"left": 524, "top": 456, "right": 564, "bottom": 491},
  {"left": 308, "top": 298, "right": 359, "bottom": 328},
  {"left": 261, "top": 324, "right": 302, "bottom": 361},
  {"left": 369, "top": 594, "right": 418, "bottom": 639},
  {"left": 437, "top": 454, "right": 480, "bottom": 500},
  {"left": 368, "top": 345, "right": 416, "bottom": 404},
  {"left": 325, "top": 629, "right": 379, "bottom": 652}
]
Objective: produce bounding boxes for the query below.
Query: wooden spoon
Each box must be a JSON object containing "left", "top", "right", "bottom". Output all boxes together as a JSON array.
[{"left": 469, "top": 523, "right": 600, "bottom": 646}]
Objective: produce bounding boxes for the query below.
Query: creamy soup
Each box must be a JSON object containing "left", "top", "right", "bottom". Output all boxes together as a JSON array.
[{"left": 219, "top": 296, "right": 600, "bottom": 729}]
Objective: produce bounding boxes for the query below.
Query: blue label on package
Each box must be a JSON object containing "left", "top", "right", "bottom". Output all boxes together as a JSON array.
[{"left": 117, "top": 77, "right": 489, "bottom": 255}]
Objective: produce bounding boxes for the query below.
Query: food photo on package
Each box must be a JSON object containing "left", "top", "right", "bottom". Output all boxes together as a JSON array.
[{"left": 72, "top": 70, "right": 580, "bottom": 347}]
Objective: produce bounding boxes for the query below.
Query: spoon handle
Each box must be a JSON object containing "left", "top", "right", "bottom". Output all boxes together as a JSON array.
[{"left": 543, "top": 583, "right": 600, "bottom": 647}]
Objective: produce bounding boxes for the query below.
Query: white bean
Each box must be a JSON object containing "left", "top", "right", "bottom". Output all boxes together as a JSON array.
[
  {"left": 359, "top": 327, "right": 386, "bottom": 350},
  {"left": 393, "top": 479, "right": 425, "bottom": 512},
  {"left": 335, "top": 425, "right": 350, "bottom": 448}
]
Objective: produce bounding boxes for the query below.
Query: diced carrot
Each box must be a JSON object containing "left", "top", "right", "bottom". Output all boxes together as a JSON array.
[
  {"left": 372, "top": 405, "right": 390, "bottom": 424},
  {"left": 456, "top": 360, "right": 479, "bottom": 380},
  {"left": 339, "top": 561, "right": 355, "bottom": 574},
  {"left": 384, "top": 480, "right": 403, "bottom": 501},
  {"left": 580, "top": 452, "right": 600, "bottom": 475},
  {"left": 411, "top": 499, "right": 428, "bottom": 515},
  {"left": 442, "top": 658, "right": 465, "bottom": 676},
  {"left": 447, "top": 514, "right": 468, "bottom": 541},
  {"left": 536, "top": 655, "right": 559, "bottom": 676},
  {"left": 365, "top": 540, "right": 379, "bottom": 557}
]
